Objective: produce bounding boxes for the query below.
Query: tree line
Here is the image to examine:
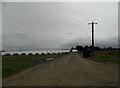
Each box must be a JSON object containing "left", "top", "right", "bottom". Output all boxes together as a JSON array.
[{"left": 71, "top": 45, "right": 120, "bottom": 51}]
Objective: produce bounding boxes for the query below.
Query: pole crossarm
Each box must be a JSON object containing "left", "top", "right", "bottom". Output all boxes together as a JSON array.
[{"left": 88, "top": 22, "right": 97, "bottom": 25}]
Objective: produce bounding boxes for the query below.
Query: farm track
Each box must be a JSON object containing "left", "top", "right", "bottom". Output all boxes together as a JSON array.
[{"left": 3, "top": 53, "right": 118, "bottom": 86}]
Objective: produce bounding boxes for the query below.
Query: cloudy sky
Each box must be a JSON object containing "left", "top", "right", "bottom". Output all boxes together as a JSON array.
[{"left": 2, "top": 2, "right": 118, "bottom": 50}]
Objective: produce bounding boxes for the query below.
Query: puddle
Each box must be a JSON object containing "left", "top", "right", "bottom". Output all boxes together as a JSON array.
[{"left": 46, "top": 58, "right": 54, "bottom": 61}]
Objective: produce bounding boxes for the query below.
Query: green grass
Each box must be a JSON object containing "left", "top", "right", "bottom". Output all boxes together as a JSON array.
[
  {"left": 0, "top": 56, "right": 2, "bottom": 79},
  {"left": 2, "top": 53, "right": 68, "bottom": 78},
  {"left": 88, "top": 50, "right": 120, "bottom": 63}
]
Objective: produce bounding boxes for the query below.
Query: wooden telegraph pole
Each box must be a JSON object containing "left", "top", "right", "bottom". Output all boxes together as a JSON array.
[{"left": 88, "top": 22, "right": 97, "bottom": 56}]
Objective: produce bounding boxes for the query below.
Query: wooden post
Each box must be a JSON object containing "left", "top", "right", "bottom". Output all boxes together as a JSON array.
[{"left": 88, "top": 22, "right": 97, "bottom": 56}]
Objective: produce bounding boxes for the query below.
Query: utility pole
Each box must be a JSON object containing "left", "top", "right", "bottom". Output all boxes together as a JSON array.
[{"left": 88, "top": 22, "right": 97, "bottom": 56}]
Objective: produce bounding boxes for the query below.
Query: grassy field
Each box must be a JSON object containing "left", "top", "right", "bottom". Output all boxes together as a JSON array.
[
  {"left": 0, "top": 56, "right": 1, "bottom": 79},
  {"left": 88, "top": 50, "right": 120, "bottom": 63},
  {"left": 2, "top": 50, "right": 119, "bottom": 78},
  {"left": 2, "top": 53, "right": 68, "bottom": 78},
  {"left": 78, "top": 50, "right": 119, "bottom": 63}
]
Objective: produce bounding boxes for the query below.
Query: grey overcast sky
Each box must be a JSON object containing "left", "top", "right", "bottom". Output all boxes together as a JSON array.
[{"left": 2, "top": 2, "right": 118, "bottom": 50}]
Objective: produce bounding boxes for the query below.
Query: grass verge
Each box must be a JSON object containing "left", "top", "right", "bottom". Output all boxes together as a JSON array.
[
  {"left": 2, "top": 53, "right": 68, "bottom": 78},
  {"left": 77, "top": 50, "right": 119, "bottom": 63},
  {"left": 88, "top": 50, "right": 120, "bottom": 63}
]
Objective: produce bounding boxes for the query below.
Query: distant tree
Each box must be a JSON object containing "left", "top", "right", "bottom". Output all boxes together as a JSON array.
[
  {"left": 41, "top": 53, "right": 45, "bottom": 55},
  {"left": 34, "top": 53, "right": 39, "bottom": 55},
  {"left": 103, "top": 47, "right": 106, "bottom": 50},
  {"left": 57, "top": 52, "right": 60, "bottom": 54},
  {"left": 13, "top": 53, "right": 19, "bottom": 56},
  {"left": 107, "top": 47, "right": 113, "bottom": 50},
  {"left": 47, "top": 53, "right": 51, "bottom": 55},
  {"left": 52, "top": 53, "right": 56, "bottom": 55},
  {"left": 20, "top": 53, "right": 26, "bottom": 55},
  {"left": 94, "top": 46, "right": 101, "bottom": 50},
  {"left": 109, "top": 47, "right": 112, "bottom": 50},
  {"left": 71, "top": 47, "right": 74, "bottom": 50},
  {"left": 75, "top": 45, "right": 83, "bottom": 51},
  {"left": 4, "top": 53, "right": 11, "bottom": 56},
  {"left": 28, "top": 53, "right": 33, "bottom": 55}
]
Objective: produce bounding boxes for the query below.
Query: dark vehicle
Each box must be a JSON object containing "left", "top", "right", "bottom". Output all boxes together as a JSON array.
[
  {"left": 70, "top": 49, "right": 73, "bottom": 52},
  {"left": 83, "top": 46, "right": 91, "bottom": 58}
]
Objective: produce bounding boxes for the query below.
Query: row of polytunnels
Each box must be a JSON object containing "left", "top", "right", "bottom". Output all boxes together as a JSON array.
[{"left": 1, "top": 52, "right": 70, "bottom": 56}]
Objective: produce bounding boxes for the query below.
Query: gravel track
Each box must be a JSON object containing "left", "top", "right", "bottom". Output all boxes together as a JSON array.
[{"left": 3, "top": 53, "right": 118, "bottom": 86}]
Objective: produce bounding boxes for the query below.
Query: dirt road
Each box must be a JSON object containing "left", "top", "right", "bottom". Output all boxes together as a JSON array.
[{"left": 3, "top": 53, "right": 118, "bottom": 86}]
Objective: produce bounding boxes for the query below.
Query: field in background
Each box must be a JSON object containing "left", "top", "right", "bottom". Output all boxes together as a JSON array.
[
  {"left": 2, "top": 53, "right": 69, "bottom": 78},
  {"left": 78, "top": 50, "right": 119, "bottom": 63},
  {"left": 88, "top": 50, "right": 120, "bottom": 63},
  {"left": 0, "top": 56, "right": 1, "bottom": 79},
  {"left": 2, "top": 50, "right": 119, "bottom": 79}
]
